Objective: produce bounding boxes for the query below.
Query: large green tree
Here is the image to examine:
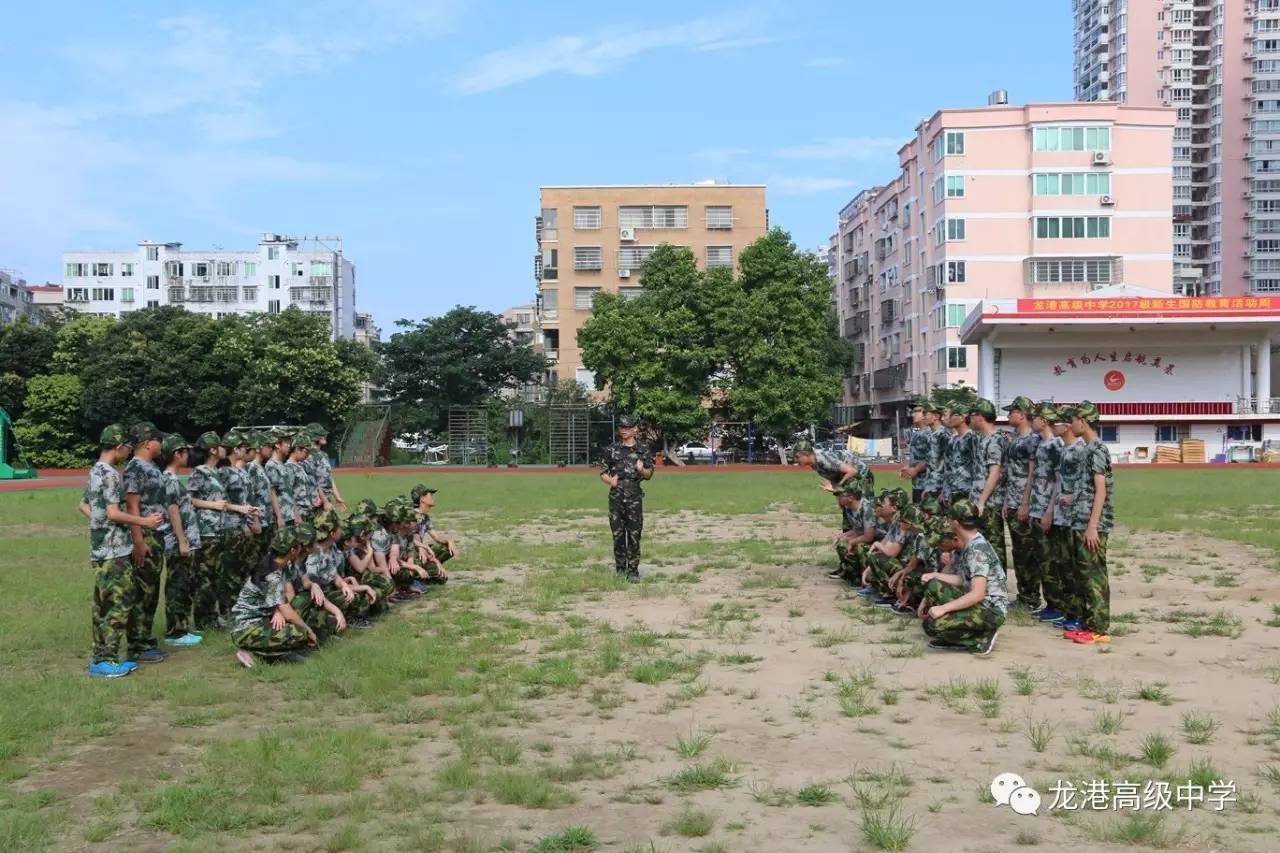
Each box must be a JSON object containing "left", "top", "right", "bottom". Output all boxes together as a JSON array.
[
  {"left": 0, "top": 317, "right": 59, "bottom": 419},
  {"left": 13, "top": 374, "right": 94, "bottom": 468},
  {"left": 379, "top": 306, "right": 547, "bottom": 435}
]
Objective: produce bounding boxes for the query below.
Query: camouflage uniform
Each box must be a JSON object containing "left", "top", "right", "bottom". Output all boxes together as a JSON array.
[
  {"left": 285, "top": 458, "right": 314, "bottom": 522},
  {"left": 922, "top": 425, "right": 949, "bottom": 501},
  {"left": 162, "top": 467, "right": 202, "bottom": 638},
  {"left": 600, "top": 440, "right": 654, "bottom": 579},
  {"left": 943, "top": 430, "right": 975, "bottom": 504},
  {"left": 1028, "top": 430, "right": 1063, "bottom": 611},
  {"left": 230, "top": 559, "right": 309, "bottom": 657},
  {"left": 123, "top": 454, "right": 171, "bottom": 658},
  {"left": 87, "top": 460, "right": 136, "bottom": 664},
  {"left": 866, "top": 515, "right": 904, "bottom": 596},
  {"left": 415, "top": 511, "right": 451, "bottom": 580},
  {"left": 265, "top": 456, "right": 293, "bottom": 524},
  {"left": 247, "top": 450, "right": 274, "bottom": 557},
  {"left": 835, "top": 496, "right": 876, "bottom": 580},
  {"left": 970, "top": 429, "right": 1009, "bottom": 566},
  {"left": 814, "top": 447, "right": 875, "bottom": 495},
  {"left": 906, "top": 426, "right": 931, "bottom": 502},
  {"left": 187, "top": 463, "right": 228, "bottom": 629},
  {"left": 220, "top": 462, "right": 255, "bottom": 612},
  {"left": 346, "top": 540, "right": 392, "bottom": 616},
  {"left": 922, "top": 530, "right": 1008, "bottom": 650},
  {"left": 1053, "top": 435, "right": 1088, "bottom": 621},
  {"left": 1071, "top": 435, "right": 1114, "bottom": 633},
  {"left": 1003, "top": 428, "right": 1043, "bottom": 608}
]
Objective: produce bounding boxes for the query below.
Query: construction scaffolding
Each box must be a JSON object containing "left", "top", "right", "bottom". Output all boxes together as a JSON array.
[
  {"left": 447, "top": 407, "right": 491, "bottom": 465},
  {"left": 337, "top": 405, "right": 391, "bottom": 467}
]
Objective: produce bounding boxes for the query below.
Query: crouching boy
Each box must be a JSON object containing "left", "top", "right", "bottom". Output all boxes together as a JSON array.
[
  {"left": 831, "top": 484, "right": 876, "bottom": 582},
  {"left": 921, "top": 499, "right": 1009, "bottom": 657},
  {"left": 231, "top": 527, "right": 317, "bottom": 668}
]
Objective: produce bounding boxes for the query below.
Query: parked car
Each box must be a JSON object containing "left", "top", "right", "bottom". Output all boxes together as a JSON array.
[{"left": 676, "top": 441, "right": 715, "bottom": 463}]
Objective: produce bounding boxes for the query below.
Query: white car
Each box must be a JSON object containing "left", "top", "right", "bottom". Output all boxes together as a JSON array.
[{"left": 677, "top": 441, "right": 715, "bottom": 463}]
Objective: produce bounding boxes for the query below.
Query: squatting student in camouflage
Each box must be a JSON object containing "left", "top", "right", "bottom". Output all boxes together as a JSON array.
[
  {"left": 831, "top": 484, "right": 876, "bottom": 582},
  {"left": 599, "top": 415, "right": 654, "bottom": 582},
  {"left": 231, "top": 527, "right": 317, "bottom": 669},
  {"left": 1064, "top": 401, "right": 1114, "bottom": 646},
  {"left": 920, "top": 499, "right": 1008, "bottom": 657},
  {"left": 86, "top": 424, "right": 165, "bottom": 678}
]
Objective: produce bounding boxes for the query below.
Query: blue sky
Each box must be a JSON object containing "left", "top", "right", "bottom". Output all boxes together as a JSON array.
[{"left": 0, "top": 1, "right": 1072, "bottom": 332}]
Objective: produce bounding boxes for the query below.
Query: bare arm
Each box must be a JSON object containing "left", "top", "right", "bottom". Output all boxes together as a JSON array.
[
  {"left": 106, "top": 505, "right": 162, "bottom": 528},
  {"left": 167, "top": 503, "right": 189, "bottom": 553},
  {"left": 978, "top": 464, "right": 1002, "bottom": 509}
]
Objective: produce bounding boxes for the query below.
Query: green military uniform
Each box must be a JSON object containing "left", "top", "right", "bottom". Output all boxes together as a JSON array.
[
  {"left": 345, "top": 519, "right": 391, "bottom": 616},
  {"left": 1002, "top": 397, "right": 1043, "bottom": 609},
  {"left": 284, "top": 452, "right": 314, "bottom": 523},
  {"left": 247, "top": 433, "right": 275, "bottom": 560},
  {"left": 600, "top": 419, "right": 654, "bottom": 581},
  {"left": 220, "top": 435, "right": 256, "bottom": 613},
  {"left": 231, "top": 530, "right": 310, "bottom": 658},
  {"left": 161, "top": 435, "right": 202, "bottom": 639},
  {"left": 943, "top": 407, "right": 976, "bottom": 505},
  {"left": 1052, "top": 420, "right": 1088, "bottom": 623},
  {"left": 865, "top": 497, "right": 904, "bottom": 596},
  {"left": 922, "top": 500, "right": 1009, "bottom": 652},
  {"left": 812, "top": 445, "right": 875, "bottom": 496},
  {"left": 86, "top": 427, "right": 136, "bottom": 667},
  {"left": 835, "top": 486, "right": 875, "bottom": 581},
  {"left": 906, "top": 410, "right": 932, "bottom": 503},
  {"left": 1069, "top": 402, "right": 1114, "bottom": 635},
  {"left": 265, "top": 444, "right": 293, "bottom": 525},
  {"left": 969, "top": 400, "right": 1009, "bottom": 570},
  {"left": 922, "top": 402, "right": 949, "bottom": 501},
  {"left": 306, "top": 423, "right": 336, "bottom": 504},
  {"left": 410, "top": 484, "right": 450, "bottom": 581},
  {"left": 187, "top": 432, "right": 229, "bottom": 629},
  {"left": 1028, "top": 404, "right": 1064, "bottom": 613},
  {"left": 122, "top": 422, "right": 171, "bottom": 659}
]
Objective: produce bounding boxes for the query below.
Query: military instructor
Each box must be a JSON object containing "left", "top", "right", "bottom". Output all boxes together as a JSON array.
[{"left": 599, "top": 415, "right": 655, "bottom": 583}]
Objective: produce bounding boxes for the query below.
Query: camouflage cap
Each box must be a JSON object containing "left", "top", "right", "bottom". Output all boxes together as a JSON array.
[
  {"left": 948, "top": 498, "right": 982, "bottom": 526},
  {"left": 306, "top": 422, "right": 328, "bottom": 437},
  {"left": 1056, "top": 404, "right": 1078, "bottom": 420},
  {"left": 397, "top": 504, "right": 419, "bottom": 523},
  {"left": 900, "top": 504, "right": 925, "bottom": 526},
  {"left": 617, "top": 415, "right": 637, "bottom": 429},
  {"left": 409, "top": 483, "right": 438, "bottom": 504},
  {"left": 345, "top": 516, "right": 370, "bottom": 536},
  {"left": 1071, "top": 400, "right": 1101, "bottom": 424},
  {"left": 129, "top": 421, "right": 165, "bottom": 445},
  {"left": 271, "top": 427, "right": 295, "bottom": 442},
  {"left": 834, "top": 483, "right": 863, "bottom": 500},
  {"left": 879, "top": 489, "right": 905, "bottom": 509},
  {"left": 195, "top": 431, "right": 223, "bottom": 450},
  {"left": 1034, "top": 401, "right": 1060, "bottom": 423},
  {"left": 312, "top": 512, "right": 339, "bottom": 537},
  {"left": 925, "top": 519, "right": 959, "bottom": 548},
  {"left": 948, "top": 401, "right": 971, "bottom": 417},
  {"left": 918, "top": 494, "right": 941, "bottom": 517},
  {"left": 354, "top": 497, "right": 378, "bottom": 518},
  {"left": 1003, "top": 395, "right": 1035, "bottom": 414},
  {"left": 99, "top": 423, "right": 130, "bottom": 449},
  {"left": 792, "top": 439, "right": 815, "bottom": 455},
  {"left": 971, "top": 398, "right": 998, "bottom": 421},
  {"left": 294, "top": 521, "right": 317, "bottom": 546},
  {"left": 383, "top": 498, "right": 407, "bottom": 520},
  {"left": 269, "top": 527, "right": 296, "bottom": 555},
  {"left": 909, "top": 397, "right": 927, "bottom": 412},
  {"left": 923, "top": 399, "right": 944, "bottom": 415},
  {"left": 254, "top": 431, "right": 275, "bottom": 448},
  {"left": 161, "top": 434, "right": 191, "bottom": 455},
  {"left": 223, "top": 430, "right": 250, "bottom": 448}
]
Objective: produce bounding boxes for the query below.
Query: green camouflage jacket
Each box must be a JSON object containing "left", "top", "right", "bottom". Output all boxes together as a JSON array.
[{"left": 86, "top": 461, "right": 133, "bottom": 562}]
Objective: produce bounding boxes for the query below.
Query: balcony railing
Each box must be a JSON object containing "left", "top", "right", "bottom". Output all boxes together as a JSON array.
[{"left": 290, "top": 286, "right": 332, "bottom": 304}]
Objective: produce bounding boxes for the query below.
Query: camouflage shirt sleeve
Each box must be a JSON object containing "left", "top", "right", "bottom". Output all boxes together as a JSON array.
[
  {"left": 263, "top": 570, "right": 286, "bottom": 610},
  {"left": 123, "top": 459, "right": 143, "bottom": 496}
]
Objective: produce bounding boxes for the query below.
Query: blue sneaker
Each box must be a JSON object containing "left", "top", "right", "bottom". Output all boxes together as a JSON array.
[
  {"left": 1059, "top": 619, "right": 1082, "bottom": 632},
  {"left": 1037, "top": 608, "right": 1063, "bottom": 622},
  {"left": 88, "top": 661, "right": 133, "bottom": 678},
  {"left": 137, "top": 648, "right": 168, "bottom": 663},
  {"left": 854, "top": 586, "right": 874, "bottom": 597},
  {"left": 120, "top": 659, "right": 138, "bottom": 672},
  {"left": 166, "top": 633, "right": 204, "bottom": 646}
]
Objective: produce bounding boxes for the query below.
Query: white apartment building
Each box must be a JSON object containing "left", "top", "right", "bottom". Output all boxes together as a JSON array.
[
  {"left": 0, "top": 270, "right": 37, "bottom": 326},
  {"left": 61, "top": 234, "right": 357, "bottom": 339}
]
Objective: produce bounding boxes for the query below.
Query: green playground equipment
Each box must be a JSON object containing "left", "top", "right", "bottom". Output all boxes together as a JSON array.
[{"left": 0, "top": 407, "right": 36, "bottom": 479}]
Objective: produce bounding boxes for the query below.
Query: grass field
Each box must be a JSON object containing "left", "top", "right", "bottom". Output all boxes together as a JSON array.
[{"left": 2, "top": 467, "right": 1280, "bottom": 851}]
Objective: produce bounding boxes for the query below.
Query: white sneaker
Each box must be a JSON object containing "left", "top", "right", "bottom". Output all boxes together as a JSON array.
[{"left": 235, "top": 649, "right": 256, "bottom": 669}]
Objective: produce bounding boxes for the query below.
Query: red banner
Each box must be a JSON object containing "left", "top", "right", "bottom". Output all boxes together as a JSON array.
[{"left": 1016, "top": 296, "right": 1277, "bottom": 313}]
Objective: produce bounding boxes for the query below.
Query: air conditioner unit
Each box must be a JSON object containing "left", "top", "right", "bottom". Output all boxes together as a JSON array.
[
  {"left": 1092, "top": 151, "right": 1110, "bottom": 165},
  {"left": 619, "top": 268, "right": 631, "bottom": 279},
  {"left": 619, "top": 227, "right": 636, "bottom": 241},
  {"left": 1100, "top": 195, "right": 1116, "bottom": 206}
]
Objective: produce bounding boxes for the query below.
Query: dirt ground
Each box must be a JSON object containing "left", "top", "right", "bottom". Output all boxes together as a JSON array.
[{"left": 19, "top": 508, "right": 1280, "bottom": 852}]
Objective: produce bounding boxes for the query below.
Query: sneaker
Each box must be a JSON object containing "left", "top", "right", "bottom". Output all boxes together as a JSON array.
[
  {"left": 971, "top": 630, "right": 1000, "bottom": 657},
  {"left": 166, "top": 633, "right": 203, "bottom": 646},
  {"left": 351, "top": 617, "right": 373, "bottom": 629},
  {"left": 88, "top": 661, "right": 133, "bottom": 678},
  {"left": 1060, "top": 619, "right": 1083, "bottom": 632},
  {"left": 871, "top": 597, "right": 894, "bottom": 608},
  {"left": 853, "top": 586, "right": 874, "bottom": 597},
  {"left": 1028, "top": 605, "right": 1046, "bottom": 616},
  {"left": 1062, "top": 628, "right": 1089, "bottom": 640},
  {"left": 927, "top": 639, "right": 968, "bottom": 651},
  {"left": 235, "top": 649, "right": 256, "bottom": 669},
  {"left": 410, "top": 581, "right": 429, "bottom": 594},
  {"left": 826, "top": 569, "right": 845, "bottom": 579},
  {"left": 137, "top": 648, "right": 168, "bottom": 664},
  {"left": 120, "top": 660, "right": 138, "bottom": 672},
  {"left": 1072, "top": 631, "right": 1111, "bottom": 645},
  {"left": 890, "top": 602, "right": 914, "bottom": 614},
  {"left": 1036, "top": 608, "right": 1063, "bottom": 622}
]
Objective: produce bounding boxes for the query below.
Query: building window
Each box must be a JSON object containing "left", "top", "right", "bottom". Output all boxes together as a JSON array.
[
  {"left": 242, "top": 261, "right": 255, "bottom": 276},
  {"left": 268, "top": 275, "right": 281, "bottom": 289},
  {"left": 1099, "top": 426, "right": 1118, "bottom": 443},
  {"left": 1033, "top": 173, "right": 1111, "bottom": 196},
  {"left": 120, "top": 263, "right": 134, "bottom": 277},
  {"left": 618, "top": 205, "right": 688, "bottom": 229},
  {"left": 540, "top": 208, "right": 558, "bottom": 241},
  {"left": 66, "top": 287, "right": 89, "bottom": 302},
  {"left": 618, "top": 245, "right": 657, "bottom": 270},
  {"left": 1154, "top": 425, "right": 1179, "bottom": 443},
  {"left": 573, "top": 246, "right": 603, "bottom": 271},
  {"left": 65, "top": 263, "right": 88, "bottom": 277},
  {"left": 1034, "top": 216, "right": 1110, "bottom": 239},
  {"left": 945, "top": 175, "right": 965, "bottom": 198},
  {"left": 946, "top": 131, "right": 965, "bottom": 155},
  {"left": 947, "top": 261, "right": 966, "bottom": 283},
  {"left": 193, "top": 262, "right": 209, "bottom": 278},
  {"left": 146, "top": 299, "right": 160, "bottom": 308},
  {"left": 1028, "top": 258, "right": 1113, "bottom": 283},
  {"left": 947, "top": 219, "right": 966, "bottom": 241},
  {"left": 267, "top": 246, "right": 280, "bottom": 260},
  {"left": 705, "top": 206, "right": 733, "bottom": 229},
  {"left": 619, "top": 287, "right": 645, "bottom": 301},
  {"left": 268, "top": 300, "right": 281, "bottom": 314},
  {"left": 121, "top": 288, "right": 135, "bottom": 303},
  {"left": 945, "top": 346, "right": 968, "bottom": 369},
  {"left": 945, "top": 303, "right": 969, "bottom": 327},
  {"left": 290, "top": 262, "right": 304, "bottom": 276},
  {"left": 145, "top": 246, "right": 160, "bottom": 261},
  {"left": 706, "top": 246, "right": 733, "bottom": 269},
  {"left": 574, "top": 287, "right": 601, "bottom": 310},
  {"left": 213, "top": 261, "right": 232, "bottom": 277},
  {"left": 91, "top": 287, "right": 114, "bottom": 301},
  {"left": 542, "top": 289, "right": 559, "bottom": 319},
  {"left": 542, "top": 249, "right": 558, "bottom": 280},
  {"left": 92, "top": 262, "right": 112, "bottom": 276},
  {"left": 573, "top": 206, "right": 602, "bottom": 229},
  {"left": 1033, "top": 126, "right": 1111, "bottom": 151},
  {"left": 146, "top": 275, "right": 159, "bottom": 289}
]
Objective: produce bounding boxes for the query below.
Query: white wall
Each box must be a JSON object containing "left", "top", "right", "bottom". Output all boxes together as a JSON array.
[{"left": 998, "top": 345, "right": 1245, "bottom": 403}]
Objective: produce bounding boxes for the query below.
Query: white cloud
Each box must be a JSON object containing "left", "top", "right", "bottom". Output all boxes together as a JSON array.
[
  {"left": 777, "top": 136, "right": 903, "bottom": 161},
  {"left": 771, "top": 176, "right": 859, "bottom": 196},
  {"left": 806, "top": 56, "right": 845, "bottom": 68},
  {"left": 450, "top": 13, "right": 772, "bottom": 95}
]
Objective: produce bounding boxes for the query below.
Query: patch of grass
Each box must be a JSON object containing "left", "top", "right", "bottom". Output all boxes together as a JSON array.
[
  {"left": 1025, "top": 716, "right": 1056, "bottom": 753},
  {"left": 1007, "top": 666, "right": 1039, "bottom": 696},
  {"left": 1132, "top": 682, "right": 1173, "bottom": 705},
  {"left": 663, "top": 807, "right": 715, "bottom": 838},
  {"left": 667, "top": 758, "right": 737, "bottom": 792},
  {"left": 1139, "top": 733, "right": 1174, "bottom": 769},
  {"left": 1095, "top": 709, "right": 1125, "bottom": 735},
  {"left": 545, "top": 748, "right": 629, "bottom": 783},
  {"left": 1168, "top": 609, "right": 1244, "bottom": 639},
  {"left": 812, "top": 626, "right": 858, "bottom": 648},
  {"left": 1014, "top": 829, "right": 1040, "bottom": 846},
  {"left": 1077, "top": 675, "right": 1123, "bottom": 704},
  {"left": 796, "top": 784, "right": 837, "bottom": 806},
  {"left": 740, "top": 571, "right": 797, "bottom": 590},
  {"left": 1259, "top": 764, "right": 1280, "bottom": 789},
  {"left": 532, "top": 827, "right": 599, "bottom": 853},
  {"left": 859, "top": 806, "right": 916, "bottom": 852},
  {"left": 486, "top": 769, "right": 575, "bottom": 809},
  {"left": 1089, "top": 812, "right": 1180, "bottom": 847},
  {"left": 675, "top": 730, "right": 714, "bottom": 759},
  {"left": 747, "top": 780, "right": 793, "bottom": 807},
  {"left": 718, "top": 652, "right": 762, "bottom": 666},
  {"left": 1181, "top": 711, "right": 1221, "bottom": 745}
]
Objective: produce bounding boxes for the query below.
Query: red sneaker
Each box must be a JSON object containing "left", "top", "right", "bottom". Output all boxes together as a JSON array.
[
  {"left": 1062, "top": 628, "right": 1089, "bottom": 640},
  {"left": 1072, "top": 631, "right": 1111, "bottom": 645}
]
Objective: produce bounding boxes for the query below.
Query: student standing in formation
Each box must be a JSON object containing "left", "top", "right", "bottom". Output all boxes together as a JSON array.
[
  {"left": 1063, "top": 402, "right": 1114, "bottom": 646},
  {"left": 123, "top": 421, "right": 174, "bottom": 665},
  {"left": 1049, "top": 405, "right": 1087, "bottom": 635},
  {"left": 265, "top": 430, "right": 295, "bottom": 527},
  {"left": 1028, "top": 403, "right": 1065, "bottom": 623},
  {"left": 160, "top": 434, "right": 203, "bottom": 647},
  {"left": 188, "top": 432, "right": 257, "bottom": 630},
  {"left": 921, "top": 401, "right": 949, "bottom": 506},
  {"left": 599, "top": 416, "right": 655, "bottom": 583},
  {"left": 86, "top": 425, "right": 164, "bottom": 678},
  {"left": 901, "top": 401, "right": 931, "bottom": 504},
  {"left": 247, "top": 432, "right": 276, "bottom": 563},
  {"left": 1001, "top": 397, "right": 1042, "bottom": 611},
  {"left": 968, "top": 399, "right": 1009, "bottom": 572},
  {"left": 221, "top": 433, "right": 259, "bottom": 615},
  {"left": 285, "top": 434, "right": 315, "bottom": 524},
  {"left": 305, "top": 423, "right": 347, "bottom": 511},
  {"left": 943, "top": 402, "right": 975, "bottom": 507}
]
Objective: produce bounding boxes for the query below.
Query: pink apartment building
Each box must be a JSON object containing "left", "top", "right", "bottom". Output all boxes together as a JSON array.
[
  {"left": 1074, "top": 0, "right": 1265, "bottom": 298},
  {"left": 830, "top": 97, "right": 1175, "bottom": 435}
]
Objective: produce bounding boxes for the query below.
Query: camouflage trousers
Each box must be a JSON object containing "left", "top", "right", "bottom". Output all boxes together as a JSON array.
[
  {"left": 163, "top": 548, "right": 199, "bottom": 638},
  {"left": 902, "top": 567, "right": 928, "bottom": 607},
  {"left": 232, "top": 618, "right": 309, "bottom": 657},
  {"left": 360, "top": 569, "right": 393, "bottom": 617},
  {"left": 291, "top": 583, "right": 368, "bottom": 641},
  {"left": 127, "top": 532, "right": 164, "bottom": 658},
  {"left": 1006, "top": 516, "right": 1045, "bottom": 610},
  {"left": 866, "top": 551, "right": 902, "bottom": 597},
  {"left": 980, "top": 505, "right": 1008, "bottom": 573},
  {"left": 1071, "top": 531, "right": 1110, "bottom": 633},
  {"left": 1046, "top": 526, "right": 1077, "bottom": 619},
  {"left": 416, "top": 541, "right": 452, "bottom": 582},
  {"left": 608, "top": 489, "right": 643, "bottom": 577},
  {"left": 217, "top": 529, "right": 256, "bottom": 616},
  {"left": 194, "top": 534, "right": 226, "bottom": 631},
  {"left": 834, "top": 540, "right": 867, "bottom": 581},
  {"left": 921, "top": 579, "right": 1004, "bottom": 649},
  {"left": 92, "top": 556, "right": 135, "bottom": 664}
]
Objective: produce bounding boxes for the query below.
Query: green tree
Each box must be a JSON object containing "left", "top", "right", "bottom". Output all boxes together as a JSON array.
[
  {"left": 13, "top": 374, "right": 94, "bottom": 468},
  {"left": 380, "top": 306, "right": 547, "bottom": 435},
  {"left": 577, "top": 245, "right": 718, "bottom": 460},
  {"left": 0, "top": 317, "right": 59, "bottom": 419}
]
